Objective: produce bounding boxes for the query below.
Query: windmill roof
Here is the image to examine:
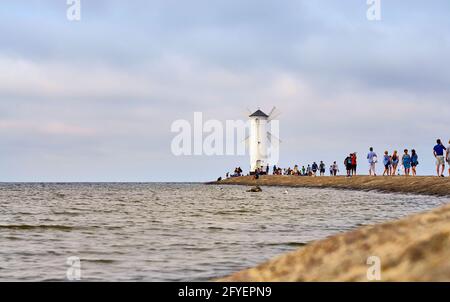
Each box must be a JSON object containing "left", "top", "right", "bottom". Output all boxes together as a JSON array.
[{"left": 249, "top": 109, "right": 269, "bottom": 118}]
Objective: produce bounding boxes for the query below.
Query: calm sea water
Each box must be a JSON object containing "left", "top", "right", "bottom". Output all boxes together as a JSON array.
[{"left": 0, "top": 183, "right": 447, "bottom": 281}]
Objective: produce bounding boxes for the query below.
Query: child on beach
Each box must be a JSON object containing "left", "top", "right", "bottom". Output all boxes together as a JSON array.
[
  {"left": 411, "top": 149, "right": 419, "bottom": 176},
  {"left": 402, "top": 149, "right": 412, "bottom": 176},
  {"left": 383, "top": 151, "right": 391, "bottom": 176}
]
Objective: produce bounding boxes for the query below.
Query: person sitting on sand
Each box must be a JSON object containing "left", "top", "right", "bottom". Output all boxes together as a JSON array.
[
  {"left": 306, "top": 165, "right": 312, "bottom": 176},
  {"left": 383, "top": 151, "right": 391, "bottom": 176},
  {"left": 301, "top": 166, "right": 306, "bottom": 176},
  {"left": 367, "top": 147, "right": 378, "bottom": 176},
  {"left": 411, "top": 149, "right": 419, "bottom": 176},
  {"left": 391, "top": 151, "right": 399, "bottom": 176},
  {"left": 402, "top": 149, "right": 412, "bottom": 176},
  {"left": 434, "top": 139, "right": 447, "bottom": 177}
]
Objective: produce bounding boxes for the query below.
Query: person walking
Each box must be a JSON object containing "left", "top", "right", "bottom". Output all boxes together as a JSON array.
[
  {"left": 402, "top": 149, "right": 412, "bottom": 176},
  {"left": 367, "top": 147, "right": 378, "bottom": 176},
  {"left": 332, "top": 161, "right": 339, "bottom": 176},
  {"left": 433, "top": 139, "right": 447, "bottom": 177},
  {"left": 411, "top": 149, "right": 419, "bottom": 176},
  {"left": 391, "top": 150, "right": 399, "bottom": 176},
  {"left": 447, "top": 140, "right": 450, "bottom": 177},
  {"left": 312, "top": 162, "right": 318, "bottom": 176},
  {"left": 319, "top": 161, "right": 326, "bottom": 176},
  {"left": 383, "top": 151, "right": 391, "bottom": 176}
]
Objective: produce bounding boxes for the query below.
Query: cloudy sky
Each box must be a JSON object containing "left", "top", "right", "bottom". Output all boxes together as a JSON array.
[{"left": 0, "top": 0, "right": 449, "bottom": 182}]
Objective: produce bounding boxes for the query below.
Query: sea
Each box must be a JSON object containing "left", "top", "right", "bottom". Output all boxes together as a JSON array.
[{"left": 0, "top": 183, "right": 447, "bottom": 281}]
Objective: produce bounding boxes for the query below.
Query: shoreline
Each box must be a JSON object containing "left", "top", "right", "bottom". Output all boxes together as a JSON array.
[
  {"left": 210, "top": 175, "right": 450, "bottom": 197},
  {"left": 218, "top": 202, "right": 450, "bottom": 282}
]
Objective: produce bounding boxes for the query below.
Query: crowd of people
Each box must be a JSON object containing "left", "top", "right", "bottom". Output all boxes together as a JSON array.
[{"left": 224, "top": 139, "right": 450, "bottom": 179}]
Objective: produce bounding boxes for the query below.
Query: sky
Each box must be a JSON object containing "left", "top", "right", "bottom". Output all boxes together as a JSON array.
[{"left": 0, "top": 0, "right": 449, "bottom": 182}]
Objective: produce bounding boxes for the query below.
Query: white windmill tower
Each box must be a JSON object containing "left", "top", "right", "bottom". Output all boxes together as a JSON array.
[{"left": 246, "top": 107, "right": 281, "bottom": 173}]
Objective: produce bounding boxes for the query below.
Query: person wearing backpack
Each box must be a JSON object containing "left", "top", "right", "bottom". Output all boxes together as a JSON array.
[{"left": 344, "top": 154, "right": 353, "bottom": 177}]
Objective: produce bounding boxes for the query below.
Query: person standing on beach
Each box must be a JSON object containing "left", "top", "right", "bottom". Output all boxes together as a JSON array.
[
  {"left": 402, "top": 149, "right": 412, "bottom": 176},
  {"left": 411, "top": 149, "right": 419, "bottom": 176},
  {"left": 319, "top": 161, "right": 326, "bottom": 176},
  {"left": 344, "top": 154, "right": 352, "bottom": 177},
  {"left": 391, "top": 150, "right": 399, "bottom": 176},
  {"left": 433, "top": 139, "right": 447, "bottom": 177},
  {"left": 312, "top": 162, "right": 318, "bottom": 176},
  {"left": 332, "top": 161, "right": 339, "bottom": 176},
  {"left": 383, "top": 151, "right": 391, "bottom": 176},
  {"left": 351, "top": 153, "right": 357, "bottom": 176},
  {"left": 447, "top": 140, "right": 450, "bottom": 177},
  {"left": 367, "top": 147, "right": 378, "bottom": 176}
]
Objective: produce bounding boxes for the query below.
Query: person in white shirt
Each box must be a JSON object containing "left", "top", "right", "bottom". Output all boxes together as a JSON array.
[{"left": 367, "top": 147, "right": 378, "bottom": 176}]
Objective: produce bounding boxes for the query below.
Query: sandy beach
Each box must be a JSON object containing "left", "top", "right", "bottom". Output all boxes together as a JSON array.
[
  {"left": 218, "top": 201, "right": 450, "bottom": 282},
  {"left": 213, "top": 175, "right": 450, "bottom": 197}
]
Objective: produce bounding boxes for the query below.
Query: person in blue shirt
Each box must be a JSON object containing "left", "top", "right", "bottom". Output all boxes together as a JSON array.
[
  {"left": 367, "top": 147, "right": 378, "bottom": 176},
  {"left": 433, "top": 139, "right": 447, "bottom": 177},
  {"left": 411, "top": 149, "right": 419, "bottom": 176},
  {"left": 382, "top": 151, "right": 392, "bottom": 176},
  {"left": 402, "top": 149, "right": 412, "bottom": 176}
]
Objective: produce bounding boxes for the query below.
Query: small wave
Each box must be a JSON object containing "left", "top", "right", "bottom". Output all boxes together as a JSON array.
[
  {"left": 0, "top": 225, "right": 75, "bottom": 231},
  {"left": 82, "top": 259, "right": 116, "bottom": 264},
  {"left": 258, "top": 242, "right": 307, "bottom": 247}
]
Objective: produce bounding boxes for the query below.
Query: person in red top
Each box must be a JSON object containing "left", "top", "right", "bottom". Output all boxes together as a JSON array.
[{"left": 351, "top": 153, "right": 357, "bottom": 176}]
